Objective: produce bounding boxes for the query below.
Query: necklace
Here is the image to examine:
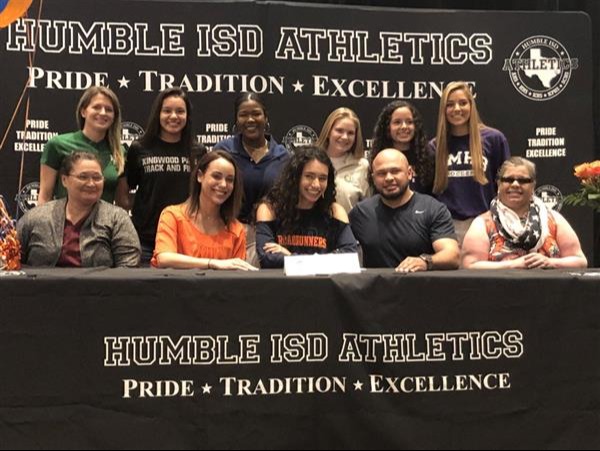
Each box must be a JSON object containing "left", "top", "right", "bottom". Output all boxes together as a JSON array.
[{"left": 243, "top": 140, "right": 269, "bottom": 163}]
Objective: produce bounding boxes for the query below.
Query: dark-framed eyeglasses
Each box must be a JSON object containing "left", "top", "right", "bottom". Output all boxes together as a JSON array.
[{"left": 499, "top": 177, "right": 534, "bottom": 185}]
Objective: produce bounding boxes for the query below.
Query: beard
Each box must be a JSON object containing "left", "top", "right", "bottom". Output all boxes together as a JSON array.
[{"left": 379, "top": 180, "right": 410, "bottom": 201}]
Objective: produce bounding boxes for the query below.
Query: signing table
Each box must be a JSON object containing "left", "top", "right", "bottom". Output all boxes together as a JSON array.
[{"left": 1, "top": 268, "right": 599, "bottom": 449}]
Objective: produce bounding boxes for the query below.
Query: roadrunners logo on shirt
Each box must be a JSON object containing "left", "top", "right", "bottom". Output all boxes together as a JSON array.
[
  {"left": 283, "top": 125, "right": 318, "bottom": 154},
  {"left": 503, "top": 36, "right": 578, "bottom": 101}
]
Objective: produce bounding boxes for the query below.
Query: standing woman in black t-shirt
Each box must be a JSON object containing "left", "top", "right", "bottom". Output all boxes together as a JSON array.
[
  {"left": 255, "top": 146, "right": 357, "bottom": 269},
  {"left": 116, "top": 88, "right": 205, "bottom": 264}
]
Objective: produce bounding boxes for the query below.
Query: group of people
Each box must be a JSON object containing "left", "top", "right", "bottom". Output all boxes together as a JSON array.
[{"left": 15, "top": 81, "right": 588, "bottom": 272}]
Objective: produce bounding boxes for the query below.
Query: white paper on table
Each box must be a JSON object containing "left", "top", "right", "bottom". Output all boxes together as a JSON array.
[{"left": 284, "top": 253, "right": 361, "bottom": 277}]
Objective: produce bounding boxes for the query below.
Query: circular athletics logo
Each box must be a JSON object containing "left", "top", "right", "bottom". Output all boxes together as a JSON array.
[
  {"left": 283, "top": 125, "right": 318, "bottom": 154},
  {"left": 504, "top": 35, "right": 578, "bottom": 101},
  {"left": 14, "top": 181, "right": 40, "bottom": 214},
  {"left": 535, "top": 185, "right": 564, "bottom": 212},
  {"left": 121, "top": 121, "right": 145, "bottom": 148}
]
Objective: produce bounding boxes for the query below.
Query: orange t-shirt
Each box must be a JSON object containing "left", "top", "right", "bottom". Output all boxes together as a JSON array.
[{"left": 151, "top": 204, "right": 246, "bottom": 267}]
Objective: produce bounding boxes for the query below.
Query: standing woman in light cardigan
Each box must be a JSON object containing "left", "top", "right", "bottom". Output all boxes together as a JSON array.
[
  {"left": 428, "top": 81, "right": 511, "bottom": 245},
  {"left": 316, "top": 107, "right": 369, "bottom": 213},
  {"left": 38, "top": 86, "right": 126, "bottom": 205}
]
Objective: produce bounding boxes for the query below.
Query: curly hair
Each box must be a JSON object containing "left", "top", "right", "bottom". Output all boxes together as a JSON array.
[
  {"left": 371, "top": 100, "right": 433, "bottom": 189},
  {"left": 263, "top": 146, "right": 337, "bottom": 233}
]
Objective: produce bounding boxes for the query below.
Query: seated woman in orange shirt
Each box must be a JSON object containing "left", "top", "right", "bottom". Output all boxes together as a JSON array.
[{"left": 152, "top": 150, "right": 257, "bottom": 271}]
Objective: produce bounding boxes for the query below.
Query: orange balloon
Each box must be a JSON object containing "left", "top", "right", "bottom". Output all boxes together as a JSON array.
[{"left": 0, "top": 0, "right": 33, "bottom": 28}]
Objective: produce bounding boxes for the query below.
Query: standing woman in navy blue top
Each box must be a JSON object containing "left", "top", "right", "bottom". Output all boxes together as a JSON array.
[
  {"left": 213, "top": 92, "right": 290, "bottom": 265},
  {"left": 428, "top": 81, "right": 511, "bottom": 246}
]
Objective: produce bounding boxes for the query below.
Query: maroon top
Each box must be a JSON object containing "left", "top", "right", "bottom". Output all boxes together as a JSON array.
[{"left": 56, "top": 218, "right": 86, "bottom": 267}]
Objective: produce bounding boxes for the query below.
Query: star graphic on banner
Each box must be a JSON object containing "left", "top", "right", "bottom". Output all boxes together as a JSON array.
[
  {"left": 353, "top": 380, "right": 364, "bottom": 391},
  {"left": 292, "top": 80, "right": 304, "bottom": 93},
  {"left": 201, "top": 383, "right": 213, "bottom": 395},
  {"left": 117, "top": 76, "right": 131, "bottom": 89}
]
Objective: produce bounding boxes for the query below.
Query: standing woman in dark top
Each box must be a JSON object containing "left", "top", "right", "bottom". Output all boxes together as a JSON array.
[
  {"left": 255, "top": 146, "right": 357, "bottom": 269},
  {"left": 213, "top": 92, "right": 290, "bottom": 265},
  {"left": 371, "top": 100, "right": 434, "bottom": 194},
  {"left": 428, "top": 81, "right": 511, "bottom": 246},
  {"left": 116, "top": 88, "right": 205, "bottom": 264}
]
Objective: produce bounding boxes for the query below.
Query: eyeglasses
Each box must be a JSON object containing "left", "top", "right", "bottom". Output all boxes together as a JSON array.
[
  {"left": 69, "top": 173, "right": 104, "bottom": 183},
  {"left": 499, "top": 177, "right": 534, "bottom": 185}
]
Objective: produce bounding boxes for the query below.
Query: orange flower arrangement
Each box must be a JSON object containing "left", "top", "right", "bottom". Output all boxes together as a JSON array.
[
  {"left": 564, "top": 161, "right": 600, "bottom": 212},
  {"left": 574, "top": 161, "right": 600, "bottom": 179}
]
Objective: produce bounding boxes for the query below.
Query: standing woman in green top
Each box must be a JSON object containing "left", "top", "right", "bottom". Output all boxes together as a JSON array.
[{"left": 38, "top": 86, "right": 125, "bottom": 205}]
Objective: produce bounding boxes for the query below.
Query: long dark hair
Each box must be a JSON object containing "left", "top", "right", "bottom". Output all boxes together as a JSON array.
[
  {"left": 185, "top": 150, "right": 243, "bottom": 227},
  {"left": 140, "top": 87, "right": 195, "bottom": 152},
  {"left": 263, "top": 146, "right": 336, "bottom": 233},
  {"left": 371, "top": 100, "right": 433, "bottom": 188}
]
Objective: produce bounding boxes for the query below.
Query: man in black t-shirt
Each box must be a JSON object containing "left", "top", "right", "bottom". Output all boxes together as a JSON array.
[{"left": 349, "top": 149, "right": 459, "bottom": 272}]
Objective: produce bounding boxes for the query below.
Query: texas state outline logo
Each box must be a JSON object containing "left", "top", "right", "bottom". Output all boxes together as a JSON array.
[{"left": 503, "top": 35, "right": 579, "bottom": 101}]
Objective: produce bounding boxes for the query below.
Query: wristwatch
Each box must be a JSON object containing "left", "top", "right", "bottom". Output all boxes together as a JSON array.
[{"left": 419, "top": 254, "right": 434, "bottom": 271}]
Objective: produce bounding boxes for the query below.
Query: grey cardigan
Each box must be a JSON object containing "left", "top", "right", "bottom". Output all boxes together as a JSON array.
[{"left": 17, "top": 198, "right": 141, "bottom": 268}]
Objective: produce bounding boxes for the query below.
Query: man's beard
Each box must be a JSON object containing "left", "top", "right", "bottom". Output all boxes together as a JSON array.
[{"left": 380, "top": 181, "right": 409, "bottom": 201}]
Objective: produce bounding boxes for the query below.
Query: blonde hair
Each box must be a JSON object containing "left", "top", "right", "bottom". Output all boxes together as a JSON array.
[
  {"left": 316, "top": 107, "right": 365, "bottom": 160},
  {"left": 433, "top": 81, "right": 487, "bottom": 194},
  {"left": 76, "top": 86, "right": 125, "bottom": 174}
]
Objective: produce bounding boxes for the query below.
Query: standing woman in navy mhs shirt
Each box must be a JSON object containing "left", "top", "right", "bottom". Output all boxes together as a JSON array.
[
  {"left": 428, "top": 81, "right": 511, "bottom": 246},
  {"left": 213, "top": 92, "right": 290, "bottom": 265}
]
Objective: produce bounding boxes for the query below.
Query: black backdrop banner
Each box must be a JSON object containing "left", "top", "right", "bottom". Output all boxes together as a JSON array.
[
  {"left": 1, "top": 268, "right": 600, "bottom": 449},
  {"left": 0, "top": 0, "right": 594, "bottom": 255}
]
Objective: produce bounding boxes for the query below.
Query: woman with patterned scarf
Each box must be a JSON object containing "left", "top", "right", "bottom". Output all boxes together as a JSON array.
[{"left": 462, "top": 157, "right": 587, "bottom": 269}]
